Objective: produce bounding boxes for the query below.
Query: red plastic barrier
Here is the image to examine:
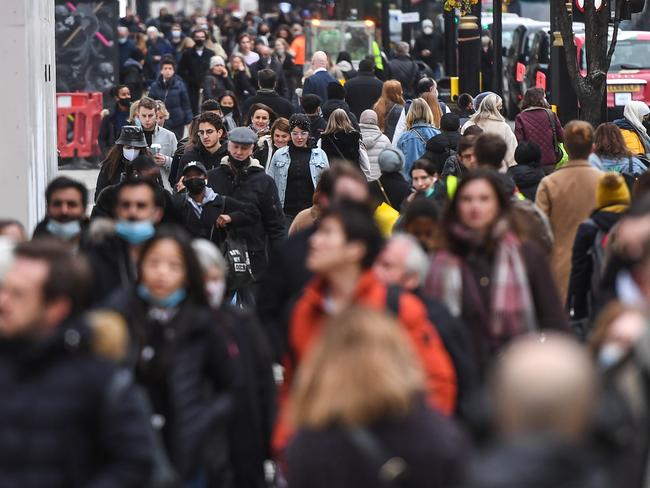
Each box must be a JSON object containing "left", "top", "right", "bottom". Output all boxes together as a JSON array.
[{"left": 57, "top": 92, "right": 103, "bottom": 158}]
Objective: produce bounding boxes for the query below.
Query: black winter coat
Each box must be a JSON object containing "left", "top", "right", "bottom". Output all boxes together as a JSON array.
[
  {"left": 320, "top": 130, "right": 362, "bottom": 165},
  {"left": 231, "top": 71, "right": 257, "bottom": 102},
  {"left": 98, "top": 106, "right": 130, "bottom": 157},
  {"left": 321, "top": 99, "right": 360, "bottom": 130},
  {"left": 414, "top": 32, "right": 445, "bottom": 67},
  {"left": 148, "top": 75, "right": 193, "bottom": 129},
  {"left": 202, "top": 72, "right": 235, "bottom": 101},
  {"left": 178, "top": 47, "right": 215, "bottom": 90},
  {"left": 250, "top": 57, "right": 289, "bottom": 99},
  {"left": 107, "top": 291, "right": 234, "bottom": 481},
  {"left": 120, "top": 59, "right": 146, "bottom": 101},
  {"left": 422, "top": 131, "right": 461, "bottom": 174},
  {"left": 180, "top": 142, "right": 229, "bottom": 173},
  {"left": 0, "top": 320, "right": 154, "bottom": 487},
  {"left": 507, "top": 164, "right": 545, "bottom": 201},
  {"left": 388, "top": 55, "right": 420, "bottom": 98},
  {"left": 378, "top": 172, "right": 411, "bottom": 211},
  {"left": 241, "top": 89, "right": 295, "bottom": 121},
  {"left": 95, "top": 154, "right": 131, "bottom": 202},
  {"left": 207, "top": 159, "right": 286, "bottom": 277},
  {"left": 567, "top": 209, "right": 623, "bottom": 320},
  {"left": 287, "top": 399, "right": 466, "bottom": 488},
  {"left": 344, "top": 71, "right": 384, "bottom": 119}
]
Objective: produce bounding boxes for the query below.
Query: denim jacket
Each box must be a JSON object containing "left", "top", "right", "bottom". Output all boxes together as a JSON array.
[
  {"left": 396, "top": 122, "right": 440, "bottom": 180},
  {"left": 588, "top": 153, "right": 648, "bottom": 174},
  {"left": 267, "top": 145, "right": 329, "bottom": 207}
]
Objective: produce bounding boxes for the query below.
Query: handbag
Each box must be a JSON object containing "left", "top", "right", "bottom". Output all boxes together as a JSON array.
[
  {"left": 545, "top": 109, "right": 563, "bottom": 164},
  {"left": 220, "top": 230, "right": 254, "bottom": 290}
]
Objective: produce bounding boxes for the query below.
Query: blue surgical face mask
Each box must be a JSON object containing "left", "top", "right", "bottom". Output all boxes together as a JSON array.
[
  {"left": 137, "top": 284, "right": 187, "bottom": 308},
  {"left": 598, "top": 343, "right": 626, "bottom": 369},
  {"left": 46, "top": 219, "right": 81, "bottom": 240},
  {"left": 115, "top": 220, "right": 155, "bottom": 244}
]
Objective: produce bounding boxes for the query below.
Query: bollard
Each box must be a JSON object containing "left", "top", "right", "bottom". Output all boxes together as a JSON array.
[
  {"left": 451, "top": 76, "right": 460, "bottom": 101},
  {"left": 458, "top": 16, "right": 481, "bottom": 96}
]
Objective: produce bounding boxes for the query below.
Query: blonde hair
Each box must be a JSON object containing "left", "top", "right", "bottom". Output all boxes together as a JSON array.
[
  {"left": 155, "top": 100, "right": 170, "bottom": 120},
  {"left": 405, "top": 98, "right": 435, "bottom": 130},
  {"left": 470, "top": 93, "right": 505, "bottom": 124},
  {"left": 373, "top": 80, "right": 405, "bottom": 131},
  {"left": 323, "top": 108, "right": 355, "bottom": 135},
  {"left": 128, "top": 99, "right": 140, "bottom": 124},
  {"left": 290, "top": 307, "right": 425, "bottom": 429},
  {"left": 229, "top": 53, "right": 252, "bottom": 78},
  {"left": 421, "top": 92, "right": 443, "bottom": 129}
]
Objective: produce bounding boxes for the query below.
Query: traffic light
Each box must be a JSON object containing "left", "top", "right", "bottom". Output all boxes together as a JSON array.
[{"left": 621, "top": 0, "right": 645, "bottom": 20}]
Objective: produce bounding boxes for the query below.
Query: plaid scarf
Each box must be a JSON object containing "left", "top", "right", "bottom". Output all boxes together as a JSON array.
[{"left": 425, "top": 231, "right": 537, "bottom": 347}]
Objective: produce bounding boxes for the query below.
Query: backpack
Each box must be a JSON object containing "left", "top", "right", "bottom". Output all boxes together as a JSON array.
[
  {"left": 621, "top": 157, "right": 645, "bottom": 191},
  {"left": 585, "top": 218, "right": 609, "bottom": 316}
]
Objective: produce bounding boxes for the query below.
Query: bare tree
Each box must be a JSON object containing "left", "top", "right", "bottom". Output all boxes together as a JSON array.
[{"left": 556, "top": 0, "right": 621, "bottom": 126}]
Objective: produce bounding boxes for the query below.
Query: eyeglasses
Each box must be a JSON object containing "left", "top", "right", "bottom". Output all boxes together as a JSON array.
[{"left": 291, "top": 131, "right": 309, "bottom": 138}]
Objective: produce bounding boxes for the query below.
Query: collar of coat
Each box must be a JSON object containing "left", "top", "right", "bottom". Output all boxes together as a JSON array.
[{"left": 220, "top": 155, "right": 264, "bottom": 169}]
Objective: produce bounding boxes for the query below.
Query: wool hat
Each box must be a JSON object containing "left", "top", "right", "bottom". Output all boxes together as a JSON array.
[
  {"left": 289, "top": 113, "right": 311, "bottom": 132},
  {"left": 359, "top": 109, "right": 378, "bottom": 126},
  {"left": 514, "top": 141, "right": 542, "bottom": 166},
  {"left": 209, "top": 56, "right": 225, "bottom": 69},
  {"left": 440, "top": 113, "right": 460, "bottom": 132},
  {"left": 597, "top": 172, "right": 631, "bottom": 208},
  {"left": 327, "top": 81, "right": 346, "bottom": 100},
  {"left": 378, "top": 147, "right": 405, "bottom": 173}
]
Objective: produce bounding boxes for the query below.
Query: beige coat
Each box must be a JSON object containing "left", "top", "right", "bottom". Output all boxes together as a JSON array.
[
  {"left": 535, "top": 160, "right": 603, "bottom": 302},
  {"left": 461, "top": 116, "right": 519, "bottom": 167}
]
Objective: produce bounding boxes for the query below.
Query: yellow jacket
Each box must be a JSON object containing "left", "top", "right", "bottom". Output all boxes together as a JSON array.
[{"left": 620, "top": 128, "right": 646, "bottom": 155}]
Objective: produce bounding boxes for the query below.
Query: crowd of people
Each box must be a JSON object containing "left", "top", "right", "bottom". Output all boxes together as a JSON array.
[{"left": 6, "top": 5, "right": 650, "bottom": 488}]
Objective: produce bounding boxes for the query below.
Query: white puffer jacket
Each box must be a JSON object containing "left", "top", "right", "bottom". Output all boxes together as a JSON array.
[{"left": 360, "top": 123, "right": 391, "bottom": 181}]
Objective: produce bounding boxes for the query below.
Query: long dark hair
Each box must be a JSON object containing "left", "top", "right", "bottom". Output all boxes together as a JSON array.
[
  {"left": 245, "top": 102, "right": 277, "bottom": 127},
  {"left": 101, "top": 144, "right": 152, "bottom": 182},
  {"left": 136, "top": 225, "right": 208, "bottom": 306},
  {"left": 218, "top": 90, "right": 242, "bottom": 125},
  {"left": 520, "top": 87, "right": 549, "bottom": 110}
]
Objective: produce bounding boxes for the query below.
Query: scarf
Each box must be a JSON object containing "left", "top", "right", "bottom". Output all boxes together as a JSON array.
[{"left": 425, "top": 231, "right": 536, "bottom": 348}]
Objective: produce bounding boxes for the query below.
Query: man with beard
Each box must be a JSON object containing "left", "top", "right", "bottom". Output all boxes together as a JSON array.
[
  {"left": 32, "top": 177, "right": 88, "bottom": 247},
  {"left": 207, "top": 127, "right": 286, "bottom": 305}
]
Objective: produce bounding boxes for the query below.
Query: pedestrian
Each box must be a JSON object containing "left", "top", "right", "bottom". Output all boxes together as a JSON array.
[
  {"left": 229, "top": 53, "right": 257, "bottom": 102},
  {"left": 287, "top": 308, "right": 465, "bottom": 488},
  {"left": 241, "top": 69, "right": 294, "bottom": 120},
  {"left": 536, "top": 121, "right": 604, "bottom": 302},
  {"left": 144, "top": 26, "right": 173, "bottom": 83},
  {"left": 207, "top": 127, "right": 286, "bottom": 305},
  {"left": 217, "top": 90, "right": 242, "bottom": 130},
  {"left": 178, "top": 29, "right": 215, "bottom": 115},
  {"left": 147, "top": 57, "right": 193, "bottom": 141},
  {"left": 119, "top": 48, "right": 146, "bottom": 101},
  {"left": 507, "top": 141, "right": 545, "bottom": 201},
  {"left": 462, "top": 93, "right": 518, "bottom": 167},
  {"left": 425, "top": 170, "right": 568, "bottom": 376},
  {"left": 274, "top": 38, "right": 299, "bottom": 101},
  {"left": 389, "top": 41, "right": 420, "bottom": 99},
  {"left": 245, "top": 103, "right": 276, "bottom": 139},
  {"left": 372, "top": 79, "right": 405, "bottom": 141},
  {"left": 105, "top": 227, "right": 235, "bottom": 485},
  {"left": 236, "top": 33, "right": 260, "bottom": 66},
  {"left": 514, "top": 88, "right": 564, "bottom": 172},
  {"left": 254, "top": 117, "right": 290, "bottom": 168},
  {"left": 401, "top": 196, "right": 442, "bottom": 252},
  {"left": 202, "top": 55, "right": 236, "bottom": 102},
  {"left": 567, "top": 172, "right": 631, "bottom": 325},
  {"left": 422, "top": 112, "right": 461, "bottom": 174},
  {"left": 441, "top": 134, "right": 478, "bottom": 182},
  {"left": 302, "top": 51, "right": 337, "bottom": 103},
  {"left": 288, "top": 170, "right": 333, "bottom": 236},
  {"left": 396, "top": 98, "right": 440, "bottom": 181},
  {"left": 392, "top": 78, "right": 449, "bottom": 145},
  {"left": 95, "top": 126, "right": 150, "bottom": 199},
  {"left": 98, "top": 85, "right": 132, "bottom": 157},
  {"left": 414, "top": 19, "right": 444, "bottom": 79},
  {"left": 290, "top": 23, "right": 306, "bottom": 69},
  {"left": 359, "top": 109, "right": 391, "bottom": 179},
  {"left": 377, "top": 147, "right": 411, "bottom": 211},
  {"left": 589, "top": 122, "right": 647, "bottom": 176},
  {"left": 331, "top": 51, "right": 357, "bottom": 82},
  {"left": 301, "top": 94, "right": 327, "bottom": 144},
  {"left": 274, "top": 201, "right": 457, "bottom": 456},
  {"left": 344, "top": 59, "right": 384, "bottom": 119},
  {"left": 32, "top": 177, "right": 88, "bottom": 245},
  {"left": 613, "top": 100, "right": 650, "bottom": 156},
  {"left": 0, "top": 240, "right": 155, "bottom": 488},
  {"left": 83, "top": 178, "right": 164, "bottom": 303},
  {"left": 321, "top": 81, "right": 360, "bottom": 130},
  {"left": 179, "top": 112, "right": 228, "bottom": 175},
  {"left": 155, "top": 100, "right": 170, "bottom": 127},
  {"left": 168, "top": 22, "right": 189, "bottom": 63},
  {"left": 267, "top": 114, "right": 329, "bottom": 223},
  {"left": 249, "top": 45, "right": 290, "bottom": 100},
  {"left": 134, "top": 97, "right": 178, "bottom": 191},
  {"left": 408, "top": 159, "right": 447, "bottom": 204},
  {"left": 320, "top": 109, "right": 370, "bottom": 178},
  {"left": 456, "top": 92, "right": 475, "bottom": 126},
  {"left": 117, "top": 25, "right": 138, "bottom": 68}
]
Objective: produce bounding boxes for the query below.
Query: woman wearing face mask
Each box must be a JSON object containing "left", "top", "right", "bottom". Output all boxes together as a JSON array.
[
  {"left": 246, "top": 103, "right": 276, "bottom": 138},
  {"left": 217, "top": 91, "right": 241, "bottom": 131},
  {"left": 191, "top": 238, "right": 276, "bottom": 488},
  {"left": 107, "top": 227, "right": 235, "bottom": 486},
  {"left": 95, "top": 126, "right": 151, "bottom": 201},
  {"left": 424, "top": 171, "right": 568, "bottom": 377},
  {"left": 267, "top": 114, "right": 329, "bottom": 224},
  {"left": 254, "top": 117, "right": 290, "bottom": 168}
]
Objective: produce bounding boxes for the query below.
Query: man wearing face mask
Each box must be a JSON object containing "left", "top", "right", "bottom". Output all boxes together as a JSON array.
[
  {"left": 207, "top": 127, "right": 286, "bottom": 303},
  {"left": 83, "top": 178, "right": 164, "bottom": 304},
  {"left": 414, "top": 19, "right": 444, "bottom": 80},
  {"left": 171, "top": 161, "right": 259, "bottom": 240},
  {"left": 178, "top": 29, "right": 216, "bottom": 116},
  {"left": 98, "top": 85, "right": 132, "bottom": 157},
  {"left": 117, "top": 26, "right": 137, "bottom": 68},
  {"left": 33, "top": 177, "right": 89, "bottom": 246},
  {"left": 168, "top": 23, "right": 186, "bottom": 63}
]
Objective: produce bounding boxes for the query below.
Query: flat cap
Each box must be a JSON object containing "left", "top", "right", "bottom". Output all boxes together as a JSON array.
[
  {"left": 182, "top": 161, "right": 208, "bottom": 176},
  {"left": 228, "top": 127, "right": 258, "bottom": 145}
]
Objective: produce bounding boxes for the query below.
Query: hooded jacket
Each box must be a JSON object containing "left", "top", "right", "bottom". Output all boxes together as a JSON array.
[
  {"left": 507, "top": 163, "right": 545, "bottom": 201},
  {"left": 360, "top": 122, "right": 392, "bottom": 171},
  {"left": 422, "top": 131, "right": 461, "bottom": 174}
]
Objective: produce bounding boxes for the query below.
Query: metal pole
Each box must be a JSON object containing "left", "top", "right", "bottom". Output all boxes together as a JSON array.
[
  {"left": 402, "top": 0, "right": 412, "bottom": 43},
  {"left": 492, "top": 0, "right": 503, "bottom": 97},
  {"left": 381, "top": 0, "right": 391, "bottom": 51},
  {"left": 444, "top": 9, "right": 458, "bottom": 76}
]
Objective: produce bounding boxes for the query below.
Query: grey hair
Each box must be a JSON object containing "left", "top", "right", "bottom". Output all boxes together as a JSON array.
[
  {"left": 396, "top": 42, "right": 410, "bottom": 56},
  {"left": 390, "top": 233, "right": 429, "bottom": 287},
  {"left": 191, "top": 238, "right": 228, "bottom": 278}
]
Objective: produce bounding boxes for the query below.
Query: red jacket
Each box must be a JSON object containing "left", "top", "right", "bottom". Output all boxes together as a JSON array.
[{"left": 273, "top": 270, "right": 457, "bottom": 455}]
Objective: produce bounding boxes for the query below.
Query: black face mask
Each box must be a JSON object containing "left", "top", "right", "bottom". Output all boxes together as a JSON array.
[
  {"left": 185, "top": 177, "right": 206, "bottom": 195},
  {"left": 229, "top": 155, "right": 249, "bottom": 170},
  {"left": 194, "top": 39, "right": 205, "bottom": 48},
  {"left": 118, "top": 98, "right": 132, "bottom": 108},
  {"left": 221, "top": 107, "right": 233, "bottom": 115}
]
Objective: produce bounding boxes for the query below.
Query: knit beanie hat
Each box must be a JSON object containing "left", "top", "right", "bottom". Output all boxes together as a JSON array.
[
  {"left": 209, "top": 56, "right": 225, "bottom": 69},
  {"left": 440, "top": 113, "right": 460, "bottom": 132},
  {"left": 597, "top": 172, "right": 631, "bottom": 208},
  {"left": 378, "top": 147, "right": 405, "bottom": 173},
  {"left": 514, "top": 141, "right": 542, "bottom": 166},
  {"left": 327, "top": 81, "right": 346, "bottom": 100},
  {"left": 289, "top": 113, "right": 311, "bottom": 132},
  {"left": 360, "top": 109, "right": 378, "bottom": 125}
]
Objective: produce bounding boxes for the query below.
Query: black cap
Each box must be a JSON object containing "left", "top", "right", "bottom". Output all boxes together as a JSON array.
[
  {"left": 115, "top": 126, "right": 148, "bottom": 148},
  {"left": 182, "top": 161, "right": 208, "bottom": 176}
]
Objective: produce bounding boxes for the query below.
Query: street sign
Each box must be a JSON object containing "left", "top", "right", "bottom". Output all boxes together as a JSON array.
[
  {"left": 400, "top": 12, "right": 421, "bottom": 23},
  {"left": 536, "top": 71, "right": 547, "bottom": 91},
  {"left": 575, "top": 0, "right": 603, "bottom": 11}
]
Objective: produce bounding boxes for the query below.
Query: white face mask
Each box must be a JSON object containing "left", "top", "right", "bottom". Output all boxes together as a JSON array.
[
  {"left": 423, "top": 27, "right": 433, "bottom": 35},
  {"left": 206, "top": 280, "right": 226, "bottom": 308},
  {"left": 123, "top": 147, "right": 140, "bottom": 161}
]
